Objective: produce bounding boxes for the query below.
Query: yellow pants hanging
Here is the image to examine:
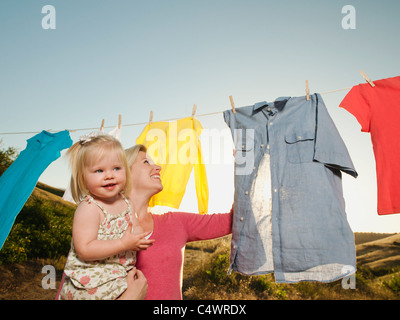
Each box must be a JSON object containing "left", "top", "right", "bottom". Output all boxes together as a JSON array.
[{"left": 136, "top": 117, "right": 208, "bottom": 214}]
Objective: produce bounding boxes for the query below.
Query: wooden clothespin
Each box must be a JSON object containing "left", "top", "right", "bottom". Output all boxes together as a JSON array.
[
  {"left": 99, "top": 119, "right": 105, "bottom": 132},
  {"left": 229, "top": 95, "right": 236, "bottom": 114},
  {"left": 360, "top": 70, "right": 375, "bottom": 87},
  {"left": 149, "top": 111, "right": 153, "bottom": 125},
  {"left": 305, "top": 80, "right": 310, "bottom": 101},
  {"left": 191, "top": 104, "right": 197, "bottom": 119},
  {"left": 118, "top": 114, "right": 122, "bottom": 129}
]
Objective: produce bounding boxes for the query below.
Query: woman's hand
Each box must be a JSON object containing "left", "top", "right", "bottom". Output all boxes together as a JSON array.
[{"left": 117, "top": 268, "right": 148, "bottom": 300}]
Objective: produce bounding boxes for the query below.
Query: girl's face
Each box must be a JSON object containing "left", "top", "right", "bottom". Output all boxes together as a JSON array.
[
  {"left": 84, "top": 151, "right": 126, "bottom": 202},
  {"left": 130, "top": 151, "right": 163, "bottom": 195}
]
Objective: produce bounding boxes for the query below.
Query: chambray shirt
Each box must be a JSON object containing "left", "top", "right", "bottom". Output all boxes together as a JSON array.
[{"left": 223, "top": 94, "right": 357, "bottom": 283}]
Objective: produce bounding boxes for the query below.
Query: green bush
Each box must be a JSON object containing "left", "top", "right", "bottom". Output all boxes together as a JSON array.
[
  {"left": 384, "top": 274, "right": 400, "bottom": 293},
  {"left": 0, "top": 141, "right": 18, "bottom": 177},
  {"left": 205, "top": 253, "right": 231, "bottom": 284},
  {"left": 200, "top": 247, "right": 287, "bottom": 299},
  {"left": 0, "top": 197, "right": 74, "bottom": 264}
]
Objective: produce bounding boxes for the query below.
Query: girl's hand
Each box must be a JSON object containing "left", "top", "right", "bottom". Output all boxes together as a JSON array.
[{"left": 120, "top": 222, "right": 155, "bottom": 251}]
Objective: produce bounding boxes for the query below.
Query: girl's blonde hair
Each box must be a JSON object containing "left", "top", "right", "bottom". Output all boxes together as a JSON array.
[
  {"left": 66, "top": 134, "right": 132, "bottom": 203},
  {"left": 125, "top": 144, "right": 147, "bottom": 168}
]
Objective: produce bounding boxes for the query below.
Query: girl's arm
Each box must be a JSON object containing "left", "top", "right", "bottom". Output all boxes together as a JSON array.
[{"left": 72, "top": 201, "right": 154, "bottom": 261}]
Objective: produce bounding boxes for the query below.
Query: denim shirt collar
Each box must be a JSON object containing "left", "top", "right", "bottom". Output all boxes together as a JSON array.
[{"left": 253, "top": 97, "right": 291, "bottom": 114}]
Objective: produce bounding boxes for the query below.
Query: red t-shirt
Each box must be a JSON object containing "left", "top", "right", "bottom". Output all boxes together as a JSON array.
[{"left": 339, "top": 76, "right": 400, "bottom": 215}]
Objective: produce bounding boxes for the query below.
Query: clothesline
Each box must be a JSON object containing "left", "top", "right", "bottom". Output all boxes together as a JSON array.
[{"left": 0, "top": 86, "right": 352, "bottom": 136}]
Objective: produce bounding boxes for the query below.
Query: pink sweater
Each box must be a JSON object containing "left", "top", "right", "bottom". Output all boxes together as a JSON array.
[{"left": 136, "top": 211, "right": 232, "bottom": 300}]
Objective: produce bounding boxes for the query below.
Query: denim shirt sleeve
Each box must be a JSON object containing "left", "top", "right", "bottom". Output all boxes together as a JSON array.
[{"left": 313, "top": 94, "right": 358, "bottom": 178}]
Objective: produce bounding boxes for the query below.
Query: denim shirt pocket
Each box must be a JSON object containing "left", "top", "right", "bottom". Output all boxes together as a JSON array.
[{"left": 285, "top": 130, "right": 315, "bottom": 163}]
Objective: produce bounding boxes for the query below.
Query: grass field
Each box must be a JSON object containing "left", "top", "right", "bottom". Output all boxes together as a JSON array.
[
  {"left": 182, "top": 233, "right": 400, "bottom": 300},
  {"left": 0, "top": 182, "right": 399, "bottom": 300}
]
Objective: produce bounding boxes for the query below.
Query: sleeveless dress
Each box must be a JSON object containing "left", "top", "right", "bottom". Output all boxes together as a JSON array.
[{"left": 58, "top": 194, "right": 136, "bottom": 300}]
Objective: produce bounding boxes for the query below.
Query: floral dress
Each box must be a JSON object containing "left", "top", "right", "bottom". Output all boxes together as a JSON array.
[{"left": 58, "top": 194, "right": 136, "bottom": 300}]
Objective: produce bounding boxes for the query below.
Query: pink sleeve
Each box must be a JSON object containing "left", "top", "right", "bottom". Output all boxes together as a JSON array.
[
  {"left": 340, "top": 85, "right": 372, "bottom": 133},
  {"left": 55, "top": 272, "right": 66, "bottom": 300},
  {"left": 177, "top": 209, "right": 233, "bottom": 242}
]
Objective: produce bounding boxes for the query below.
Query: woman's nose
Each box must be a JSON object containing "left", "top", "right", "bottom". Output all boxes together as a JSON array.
[{"left": 155, "top": 164, "right": 161, "bottom": 172}]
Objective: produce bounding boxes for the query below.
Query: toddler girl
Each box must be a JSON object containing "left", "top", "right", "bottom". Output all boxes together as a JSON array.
[{"left": 58, "top": 133, "right": 154, "bottom": 300}]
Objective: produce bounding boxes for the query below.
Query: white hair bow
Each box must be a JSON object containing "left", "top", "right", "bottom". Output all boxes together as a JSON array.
[{"left": 79, "top": 131, "right": 98, "bottom": 145}]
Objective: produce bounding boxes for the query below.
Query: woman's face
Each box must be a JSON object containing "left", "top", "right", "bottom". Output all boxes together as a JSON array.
[{"left": 130, "top": 151, "right": 163, "bottom": 195}]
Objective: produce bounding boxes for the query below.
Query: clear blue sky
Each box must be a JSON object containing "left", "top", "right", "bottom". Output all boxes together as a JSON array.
[{"left": 1, "top": 0, "right": 399, "bottom": 232}]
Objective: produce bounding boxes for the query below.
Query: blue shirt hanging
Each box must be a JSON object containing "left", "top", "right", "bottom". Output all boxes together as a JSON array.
[
  {"left": 223, "top": 93, "right": 357, "bottom": 283},
  {"left": 0, "top": 130, "right": 73, "bottom": 250}
]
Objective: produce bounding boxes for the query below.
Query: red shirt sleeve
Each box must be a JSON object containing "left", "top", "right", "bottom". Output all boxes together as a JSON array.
[{"left": 340, "top": 84, "right": 372, "bottom": 133}]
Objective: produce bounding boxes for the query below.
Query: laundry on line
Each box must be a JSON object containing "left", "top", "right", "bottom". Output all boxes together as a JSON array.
[{"left": 0, "top": 86, "right": 353, "bottom": 136}]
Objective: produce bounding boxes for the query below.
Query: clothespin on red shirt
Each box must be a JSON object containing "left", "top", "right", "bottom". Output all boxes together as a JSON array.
[
  {"left": 360, "top": 70, "right": 375, "bottom": 87},
  {"left": 191, "top": 104, "right": 197, "bottom": 119},
  {"left": 229, "top": 95, "right": 236, "bottom": 114},
  {"left": 305, "top": 80, "right": 310, "bottom": 100}
]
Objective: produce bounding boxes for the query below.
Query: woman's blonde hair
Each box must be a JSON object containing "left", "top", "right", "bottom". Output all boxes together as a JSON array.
[
  {"left": 125, "top": 144, "right": 147, "bottom": 168},
  {"left": 66, "top": 134, "right": 132, "bottom": 203}
]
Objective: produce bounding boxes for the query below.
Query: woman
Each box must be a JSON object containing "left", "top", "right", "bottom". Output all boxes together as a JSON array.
[{"left": 125, "top": 144, "right": 233, "bottom": 300}]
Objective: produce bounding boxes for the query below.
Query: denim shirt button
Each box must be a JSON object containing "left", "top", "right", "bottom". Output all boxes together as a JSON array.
[
  {"left": 240, "top": 217, "right": 244, "bottom": 221},
  {"left": 245, "top": 191, "right": 249, "bottom": 195}
]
